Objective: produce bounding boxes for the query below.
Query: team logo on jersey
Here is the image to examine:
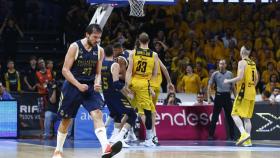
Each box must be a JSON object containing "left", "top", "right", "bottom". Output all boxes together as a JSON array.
[{"left": 255, "top": 113, "right": 280, "bottom": 132}]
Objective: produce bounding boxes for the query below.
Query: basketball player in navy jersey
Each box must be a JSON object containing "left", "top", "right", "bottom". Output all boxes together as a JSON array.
[
  {"left": 52, "top": 24, "right": 122, "bottom": 158},
  {"left": 101, "top": 46, "right": 137, "bottom": 147}
]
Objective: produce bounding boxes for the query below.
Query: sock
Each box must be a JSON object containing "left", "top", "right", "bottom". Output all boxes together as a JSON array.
[
  {"left": 244, "top": 118, "right": 251, "bottom": 134},
  {"left": 146, "top": 129, "right": 153, "bottom": 140},
  {"left": 232, "top": 115, "right": 245, "bottom": 134},
  {"left": 95, "top": 127, "right": 109, "bottom": 153},
  {"left": 115, "top": 127, "right": 128, "bottom": 141},
  {"left": 55, "top": 131, "right": 67, "bottom": 152}
]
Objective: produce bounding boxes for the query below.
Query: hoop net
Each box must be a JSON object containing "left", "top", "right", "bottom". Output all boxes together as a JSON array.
[{"left": 128, "top": 0, "right": 146, "bottom": 17}]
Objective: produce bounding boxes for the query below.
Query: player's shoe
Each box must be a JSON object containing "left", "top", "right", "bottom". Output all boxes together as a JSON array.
[
  {"left": 236, "top": 132, "right": 250, "bottom": 146},
  {"left": 102, "top": 141, "right": 123, "bottom": 158},
  {"left": 124, "top": 130, "right": 138, "bottom": 143},
  {"left": 141, "top": 138, "right": 156, "bottom": 147},
  {"left": 152, "top": 136, "right": 160, "bottom": 146},
  {"left": 242, "top": 139, "right": 252, "bottom": 147},
  {"left": 52, "top": 150, "right": 63, "bottom": 158},
  {"left": 121, "top": 140, "right": 130, "bottom": 148}
]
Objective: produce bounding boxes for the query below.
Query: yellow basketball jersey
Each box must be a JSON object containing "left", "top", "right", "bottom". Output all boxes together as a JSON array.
[
  {"left": 236, "top": 58, "right": 257, "bottom": 101},
  {"left": 132, "top": 48, "right": 155, "bottom": 80},
  {"left": 150, "top": 61, "right": 162, "bottom": 88}
]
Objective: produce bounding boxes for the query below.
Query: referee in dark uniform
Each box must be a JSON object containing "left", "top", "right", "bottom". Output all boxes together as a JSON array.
[{"left": 207, "top": 59, "right": 235, "bottom": 140}]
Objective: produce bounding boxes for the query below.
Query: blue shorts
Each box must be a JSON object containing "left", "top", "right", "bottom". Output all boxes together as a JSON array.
[
  {"left": 103, "top": 91, "right": 133, "bottom": 118},
  {"left": 58, "top": 81, "right": 103, "bottom": 118}
]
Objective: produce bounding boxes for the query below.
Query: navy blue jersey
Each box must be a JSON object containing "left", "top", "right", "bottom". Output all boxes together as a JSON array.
[
  {"left": 101, "top": 59, "right": 115, "bottom": 93},
  {"left": 70, "top": 40, "right": 99, "bottom": 82}
]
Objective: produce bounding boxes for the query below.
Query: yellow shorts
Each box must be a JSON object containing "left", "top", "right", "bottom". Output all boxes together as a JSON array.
[
  {"left": 232, "top": 98, "right": 255, "bottom": 118},
  {"left": 130, "top": 78, "right": 155, "bottom": 115}
]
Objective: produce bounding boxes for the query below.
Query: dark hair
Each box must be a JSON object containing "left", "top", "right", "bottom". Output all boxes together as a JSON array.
[
  {"left": 270, "top": 74, "right": 279, "bottom": 82},
  {"left": 139, "top": 32, "right": 150, "bottom": 44},
  {"left": 272, "top": 87, "right": 280, "bottom": 91},
  {"left": 85, "top": 24, "right": 102, "bottom": 34},
  {"left": 113, "top": 42, "right": 123, "bottom": 49},
  {"left": 262, "top": 90, "right": 271, "bottom": 98},
  {"left": 104, "top": 45, "right": 114, "bottom": 57},
  {"left": 29, "top": 55, "right": 37, "bottom": 61},
  {"left": 197, "top": 92, "right": 204, "bottom": 96}
]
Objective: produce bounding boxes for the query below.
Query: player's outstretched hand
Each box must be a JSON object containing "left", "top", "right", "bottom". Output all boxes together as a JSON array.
[
  {"left": 167, "top": 83, "right": 175, "bottom": 93},
  {"left": 78, "top": 84, "right": 89, "bottom": 92},
  {"left": 94, "top": 84, "right": 102, "bottom": 92},
  {"left": 224, "top": 79, "right": 229, "bottom": 84}
]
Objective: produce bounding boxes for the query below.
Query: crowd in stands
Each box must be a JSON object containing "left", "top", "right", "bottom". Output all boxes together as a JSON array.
[{"left": 0, "top": 0, "right": 280, "bottom": 104}]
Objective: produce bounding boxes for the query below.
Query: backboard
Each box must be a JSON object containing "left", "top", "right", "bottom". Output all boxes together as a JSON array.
[{"left": 88, "top": 0, "right": 177, "bottom": 5}]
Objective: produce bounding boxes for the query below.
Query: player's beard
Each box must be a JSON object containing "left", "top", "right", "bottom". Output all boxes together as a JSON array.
[{"left": 87, "top": 37, "right": 96, "bottom": 47}]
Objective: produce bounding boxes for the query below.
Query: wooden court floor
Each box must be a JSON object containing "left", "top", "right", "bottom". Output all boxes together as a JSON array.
[{"left": 1, "top": 139, "right": 280, "bottom": 158}]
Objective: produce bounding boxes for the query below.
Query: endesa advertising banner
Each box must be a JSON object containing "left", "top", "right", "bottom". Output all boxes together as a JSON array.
[{"left": 155, "top": 106, "right": 227, "bottom": 140}]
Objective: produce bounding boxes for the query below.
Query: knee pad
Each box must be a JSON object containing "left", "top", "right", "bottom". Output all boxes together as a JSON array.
[{"left": 144, "top": 109, "right": 152, "bottom": 130}]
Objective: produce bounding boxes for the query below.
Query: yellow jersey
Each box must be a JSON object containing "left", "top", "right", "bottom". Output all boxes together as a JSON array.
[
  {"left": 236, "top": 59, "right": 257, "bottom": 101},
  {"left": 150, "top": 61, "right": 162, "bottom": 88},
  {"left": 132, "top": 48, "right": 155, "bottom": 80}
]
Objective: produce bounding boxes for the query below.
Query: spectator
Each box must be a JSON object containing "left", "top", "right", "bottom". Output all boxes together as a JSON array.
[
  {"left": 265, "top": 74, "right": 280, "bottom": 93},
  {"left": 194, "top": 61, "right": 208, "bottom": 80},
  {"left": 36, "top": 58, "right": 53, "bottom": 134},
  {"left": 0, "top": 82, "right": 14, "bottom": 100},
  {"left": 4, "top": 60, "right": 21, "bottom": 92},
  {"left": 0, "top": 16, "right": 24, "bottom": 60},
  {"left": 36, "top": 58, "right": 53, "bottom": 96},
  {"left": 193, "top": 92, "right": 207, "bottom": 105},
  {"left": 180, "top": 64, "right": 201, "bottom": 94},
  {"left": 43, "top": 80, "right": 72, "bottom": 139},
  {"left": 222, "top": 28, "right": 237, "bottom": 48},
  {"left": 261, "top": 90, "right": 271, "bottom": 102},
  {"left": 201, "top": 68, "right": 215, "bottom": 97},
  {"left": 23, "top": 56, "right": 38, "bottom": 92},
  {"left": 163, "top": 92, "right": 181, "bottom": 106},
  {"left": 46, "top": 60, "right": 57, "bottom": 79},
  {"left": 261, "top": 62, "right": 279, "bottom": 85},
  {"left": 269, "top": 87, "right": 279, "bottom": 105}
]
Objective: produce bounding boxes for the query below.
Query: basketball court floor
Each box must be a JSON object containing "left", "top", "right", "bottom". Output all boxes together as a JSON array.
[{"left": 1, "top": 139, "right": 280, "bottom": 158}]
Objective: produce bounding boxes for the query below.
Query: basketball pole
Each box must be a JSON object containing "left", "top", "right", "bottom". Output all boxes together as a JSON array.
[{"left": 90, "top": 4, "right": 114, "bottom": 29}]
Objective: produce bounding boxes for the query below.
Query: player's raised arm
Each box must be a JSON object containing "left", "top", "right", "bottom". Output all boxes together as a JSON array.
[
  {"left": 94, "top": 47, "right": 104, "bottom": 91},
  {"left": 62, "top": 43, "right": 82, "bottom": 89}
]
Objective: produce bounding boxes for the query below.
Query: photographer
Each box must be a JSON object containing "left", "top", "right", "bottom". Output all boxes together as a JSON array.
[
  {"left": 43, "top": 80, "right": 72, "bottom": 139},
  {"left": 163, "top": 92, "right": 181, "bottom": 106}
]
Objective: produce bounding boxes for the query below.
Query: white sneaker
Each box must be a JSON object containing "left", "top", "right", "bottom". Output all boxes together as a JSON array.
[
  {"left": 124, "top": 130, "right": 138, "bottom": 143},
  {"left": 141, "top": 139, "right": 156, "bottom": 147},
  {"left": 121, "top": 140, "right": 130, "bottom": 148}
]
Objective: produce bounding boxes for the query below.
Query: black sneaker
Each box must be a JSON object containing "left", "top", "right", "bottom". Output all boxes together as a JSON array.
[
  {"left": 102, "top": 141, "right": 123, "bottom": 158},
  {"left": 152, "top": 136, "right": 160, "bottom": 146}
]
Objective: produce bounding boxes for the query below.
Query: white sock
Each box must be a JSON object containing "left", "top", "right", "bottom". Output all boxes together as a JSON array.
[
  {"left": 146, "top": 129, "right": 153, "bottom": 140},
  {"left": 244, "top": 118, "right": 251, "bottom": 134},
  {"left": 55, "top": 131, "right": 67, "bottom": 152},
  {"left": 115, "top": 127, "right": 128, "bottom": 141},
  {"left": 95, "top": 127, "right": 109, "bottom": 153},
  {"left": 232, "top": 115, "right": 245, "bottom": 134}
]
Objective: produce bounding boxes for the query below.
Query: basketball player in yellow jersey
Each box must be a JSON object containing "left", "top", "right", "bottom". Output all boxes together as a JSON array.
[
  {"left": 126, "top": 32, "right": 159, "bottom": 147},
  {"left": 150, "top": 59, "right": 174, "bottom": 145},
  {"left": 224, "top": 46, "right": 258, "bottom": 147}
]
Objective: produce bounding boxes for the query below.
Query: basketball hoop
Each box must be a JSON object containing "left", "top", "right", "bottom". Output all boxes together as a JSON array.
[{"left": 128, "top": 0, "right": 146, "bottom": 17}]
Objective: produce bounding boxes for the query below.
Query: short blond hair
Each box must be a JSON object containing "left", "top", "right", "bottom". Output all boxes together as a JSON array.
[{"left": 240, "top": 46, "right": 251, "bottom": 56}]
